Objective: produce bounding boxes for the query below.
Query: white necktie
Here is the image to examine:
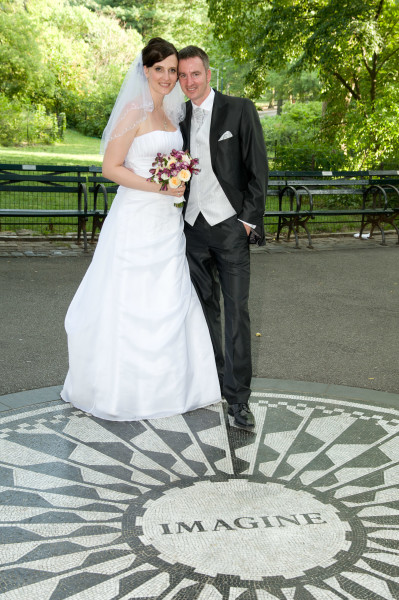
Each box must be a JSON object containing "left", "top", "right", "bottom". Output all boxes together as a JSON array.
[{"left": 193, "top": 107, "right": 205, "bottom": 129}]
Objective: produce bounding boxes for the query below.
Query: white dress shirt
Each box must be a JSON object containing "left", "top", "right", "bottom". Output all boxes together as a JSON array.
[{"left": 185, "top": 89, "right": 237, "bottom": 226}]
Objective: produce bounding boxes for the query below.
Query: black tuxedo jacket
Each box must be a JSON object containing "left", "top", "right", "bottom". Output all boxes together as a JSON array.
[{"left": 180, "top": 89, "right": 268, "bottom": 244}]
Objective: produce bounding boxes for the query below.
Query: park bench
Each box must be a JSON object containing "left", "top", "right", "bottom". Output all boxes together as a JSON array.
[
  {"left": 2, "top": 164, "right": 399, "bottom": 250},
  {"left": 0, "top": 164, "right": 108, "bottom": 251},
  {"left": 265, "top": 170, "right": 399, "bottom": 248}
]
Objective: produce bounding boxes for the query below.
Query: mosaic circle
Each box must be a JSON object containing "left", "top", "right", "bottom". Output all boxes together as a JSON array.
[{"left": 0, "top": 392, "right": 398, "bottom": 599}]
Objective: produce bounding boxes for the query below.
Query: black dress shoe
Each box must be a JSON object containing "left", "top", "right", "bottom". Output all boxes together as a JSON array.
[{"left": 228, "top": 403, "right": 255, "bottom": 429}]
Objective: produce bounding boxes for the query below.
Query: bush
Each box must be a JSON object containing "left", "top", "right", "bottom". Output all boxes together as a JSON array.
[
  {"left": 262, "top": 101, "right": 345, "bottom": 170},
  {"left": 63, "top": 80, "right": 120, "bottom": 138},
  {"left": 272, "top": 144, "right": 346, "bottom": 171},
  {"left": 0, "top": 95, "right": 61, "bottom": 146}
]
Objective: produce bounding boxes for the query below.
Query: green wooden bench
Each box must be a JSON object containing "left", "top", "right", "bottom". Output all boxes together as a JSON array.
[
  {"left": 265, "top": 170, "right": 399, "bottom": 248},
  {"left": 0, "top": 164, "right": 108, "bottom": 251}
]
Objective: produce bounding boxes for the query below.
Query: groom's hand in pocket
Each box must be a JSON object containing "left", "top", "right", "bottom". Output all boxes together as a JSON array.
[{"left": 242, "top": 223, "right": 252, "bottom": 236}]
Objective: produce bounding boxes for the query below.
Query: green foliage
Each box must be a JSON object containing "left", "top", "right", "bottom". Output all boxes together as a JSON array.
[
  {"left": 73, "top": 0, "right": 216, "bottom": 51},
  {"left": 0, "top": 0, "right": 142, "bottom": 141},
  {"left": 272, "top": 144, "right": 346, "bottom": 171},
  {"left": 1, "top": 0, "right": 235, "bottom": 142},
  {"left": 258, "top": 71, "right": 321, "bottom": 110},
  {"left": 0, "top": 4, "right": 53, "bottom": 101},
  {"left": 338, "top": 94, "right": 399, "bottom": 169},
  {"left": 1, "top": 0, "right": 245, "bottom": 143},
  {"left": 245, "top": 67, "right": 321, "bottom": 106},
  {"left": 262, "top": 102, "right": 323, "bottom": 145},
  {"left": 72, "top": 0, "right": 236, "bottom": 91},
  {"left": 31, "top": 0, "right": 142, "bottom": 136},
  {"left": 262, "top": 102, "right": 345, "bottom": 170},
  {"left": 0, "top": 95, "right": 60, "bottom": 146},
  {"left": 209, "top": 0, "right": 399, "bottom": 168}
]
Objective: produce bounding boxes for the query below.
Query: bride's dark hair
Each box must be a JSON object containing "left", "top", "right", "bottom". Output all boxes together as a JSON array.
[{"left": 142, "top": 38, "right": 178, "bottom": 67}]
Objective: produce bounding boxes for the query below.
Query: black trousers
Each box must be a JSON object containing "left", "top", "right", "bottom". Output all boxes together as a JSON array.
[{"left": 184, "top": 213, "right": 252, "bottom": 405}]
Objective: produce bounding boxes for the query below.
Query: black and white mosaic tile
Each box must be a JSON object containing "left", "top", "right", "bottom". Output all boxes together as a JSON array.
[{"left": 0, "top": 392, "right": 398, "bottom": 599}]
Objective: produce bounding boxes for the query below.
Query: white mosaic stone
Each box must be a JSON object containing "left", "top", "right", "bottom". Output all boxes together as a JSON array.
[
  {"left": 196, "top": 584, "right": 223, "bottom": 599},
  {"left": 0, "top": 578, "right": 59, "bottom": 599},
  {"left": 65, "top": 578, "right": 121, "bottom": 600},
  {"left": 255, "top": 590, "right": 280, "bottom": 600},
  {"left": 303, "top": 584, "right": 343, "bottom": 599},
  {"left": 339, "top": 570, "right": 396, "bottom": 598},
  {"left": 0, "top": 541, "right": 43, "bottom": 564},
  {"left": 84, "top": 554, "right": 136, "bottom": 575},
  {"left": 228, "top": 588, "right": 250, "bottom": 600},
  {"left": 127, "top": 572, "right": 170, "bottom": 597},
  {"left": 79, "top": 466, "right": 148, "bottom": 491}
]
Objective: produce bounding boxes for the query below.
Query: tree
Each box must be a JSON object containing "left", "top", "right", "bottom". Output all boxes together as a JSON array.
[
  {"left": 1, "top": 0, "right": 143, "bottom": 138},
  {"left": 261, "top": 101, "right": 346, "bottom": 170},
  {"left": 208, "top": 0, "right": 399, "bottom": 167},
  {"left": 74, "top": 0, "right": 216, "bottom": 50},
  {"left": 0, "top": 2, "right": 53, "bottom": 101},
  {"left": 260, "top": 69, "right": 321, "bottom": 113}
]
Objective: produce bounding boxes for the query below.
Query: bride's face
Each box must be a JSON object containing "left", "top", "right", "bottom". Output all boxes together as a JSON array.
[{"left": 144, "top": 55, "right": 178, "bottom": 99}]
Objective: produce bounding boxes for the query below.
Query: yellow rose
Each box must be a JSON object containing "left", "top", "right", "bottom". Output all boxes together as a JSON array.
[
  {"left": 169, "top": 176, "right": 181, "bottom": 189},
  {"left": 178, "top": 169, "right": 191, "bottom": 182},
  {"left": 167, "top": 157, "right": 177, "bottom": 167}
]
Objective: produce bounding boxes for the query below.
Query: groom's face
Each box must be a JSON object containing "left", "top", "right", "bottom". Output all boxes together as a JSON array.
[{"left": 178, "top": 57, "right": 211, "bottom": 106}]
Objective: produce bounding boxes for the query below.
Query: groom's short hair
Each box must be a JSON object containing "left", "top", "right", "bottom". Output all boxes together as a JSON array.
[{"left": 178, "top": 46, "right": 210, "bottom": 72}]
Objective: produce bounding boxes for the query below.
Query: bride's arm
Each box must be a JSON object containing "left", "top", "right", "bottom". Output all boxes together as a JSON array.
[{"left": 102, "top": 129, "right": 184, "bottom": 197}]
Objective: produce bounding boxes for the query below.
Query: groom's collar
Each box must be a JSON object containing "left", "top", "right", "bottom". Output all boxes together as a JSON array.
[{"left": 190, "top": 88, "right": 215, "bottom": 112}]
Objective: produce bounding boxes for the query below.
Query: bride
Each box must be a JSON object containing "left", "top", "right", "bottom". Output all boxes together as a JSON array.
[{"left": 61, "top": 38, "right": 221, "bottom": 421}]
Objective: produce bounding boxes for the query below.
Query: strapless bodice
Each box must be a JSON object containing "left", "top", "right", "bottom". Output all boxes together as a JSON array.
[{"left": 124, "top": 129, "right": 183, "bottom": 178}]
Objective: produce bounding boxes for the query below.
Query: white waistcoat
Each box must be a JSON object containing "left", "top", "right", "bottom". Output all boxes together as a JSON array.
[{"left": 185, "top": 105, "right": 236, "bottom": 226}]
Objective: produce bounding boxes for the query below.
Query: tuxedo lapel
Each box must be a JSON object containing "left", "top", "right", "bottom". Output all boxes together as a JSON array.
[
  {"left": 210, "top": 90, "right": 226, "bottom": 166},
  {"left": 182, "top": 101, "right": 192, "bottom": 152}
]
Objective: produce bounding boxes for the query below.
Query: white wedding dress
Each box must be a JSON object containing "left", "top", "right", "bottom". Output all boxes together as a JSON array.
[{"left": 61, "top": 129, "right": 220, "bottom": 421}]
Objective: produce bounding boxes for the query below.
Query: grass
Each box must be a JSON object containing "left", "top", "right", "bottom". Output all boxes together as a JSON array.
[
  {"left": 0, "top": 130, "right": 102, "bottom": 167},
  {"left": 0, "top": 130, "right": 105, "bottom": 234}
]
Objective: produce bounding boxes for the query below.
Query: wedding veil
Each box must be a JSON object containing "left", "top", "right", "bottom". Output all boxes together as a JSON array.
[{"left": 100, "top": 52, "right": 185, "bottom": 155}]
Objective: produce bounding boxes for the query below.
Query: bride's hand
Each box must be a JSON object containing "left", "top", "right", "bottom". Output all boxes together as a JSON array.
[{"left": 161, "top": 183, "right": 186, "bottom": 198}]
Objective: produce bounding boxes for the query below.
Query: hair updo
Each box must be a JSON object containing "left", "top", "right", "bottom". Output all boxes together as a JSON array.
[{"left": 142, "top": 37, "right": 178, "bottom": 68}]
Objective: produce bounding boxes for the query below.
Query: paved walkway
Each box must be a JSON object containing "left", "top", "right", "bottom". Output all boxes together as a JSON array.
[
  {"left": 0, "top": 232, "right": 398, "bottom": 598},
  {"left": 1, "top": 231, "right": 398, "bottom": 395},
  {"left": 0, "top": 233, "right": 91, "bottom": 258},
  {"left": 0, "top": 229, "right": 396, "bottom": 258}
]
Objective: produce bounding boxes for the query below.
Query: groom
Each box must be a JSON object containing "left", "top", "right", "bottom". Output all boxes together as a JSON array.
[{"left": 178, "top": 46, "right": 268, "bottom": 430}]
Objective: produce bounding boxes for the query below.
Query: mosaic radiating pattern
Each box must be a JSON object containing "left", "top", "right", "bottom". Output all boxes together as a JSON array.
[{"left": 0, "top": 392, "right": 398, "bottom": 599}]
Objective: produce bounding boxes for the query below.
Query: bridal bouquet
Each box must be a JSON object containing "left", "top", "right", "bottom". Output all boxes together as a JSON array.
[{"left": 147, "top": 149, "right": 200, "bottom": 207}]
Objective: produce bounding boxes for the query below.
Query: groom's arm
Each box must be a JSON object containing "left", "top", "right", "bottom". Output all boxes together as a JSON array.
[{"left": 237, "top": 99, "right": 268, "bottom": 231}]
